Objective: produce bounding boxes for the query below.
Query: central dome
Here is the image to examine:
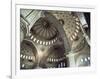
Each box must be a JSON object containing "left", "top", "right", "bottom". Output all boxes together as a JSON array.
[{"left": 30, "top": 17, "right": 58, "bottom": 41}]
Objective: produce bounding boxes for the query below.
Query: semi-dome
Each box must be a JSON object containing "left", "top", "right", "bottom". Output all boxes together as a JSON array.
[{"left": 20, "top": 40, "right": 37, "bottom": 69}]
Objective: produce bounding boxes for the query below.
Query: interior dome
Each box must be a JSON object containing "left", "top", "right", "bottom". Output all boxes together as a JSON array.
[
  {"left": 30, "top": 17, "right": 58, "bottom": 41},
  {"left": 47, "top": 45, "right": 66, "bottom": 59}
]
